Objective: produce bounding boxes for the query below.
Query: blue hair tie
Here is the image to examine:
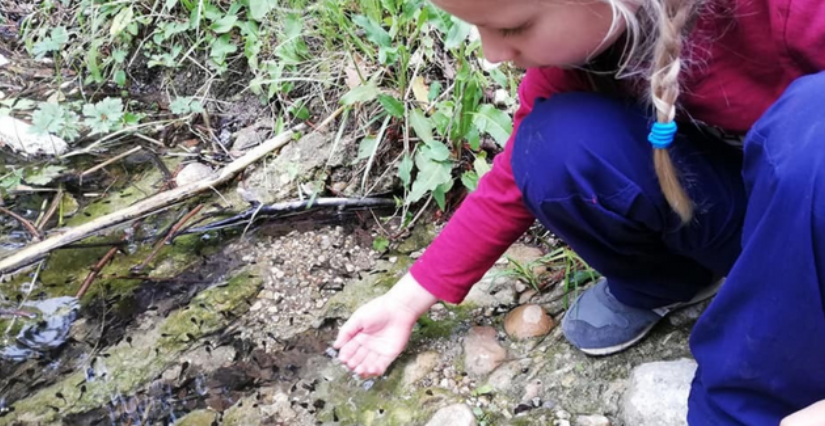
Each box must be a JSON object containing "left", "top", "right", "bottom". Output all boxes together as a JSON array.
[{"left": 648, "top": 121, "right": 678, "bottom": 149}]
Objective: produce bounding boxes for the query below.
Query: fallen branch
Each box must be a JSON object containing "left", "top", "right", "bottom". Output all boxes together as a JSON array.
[{"left": 0, "top": 124, "right": 306, "bottom": 274}]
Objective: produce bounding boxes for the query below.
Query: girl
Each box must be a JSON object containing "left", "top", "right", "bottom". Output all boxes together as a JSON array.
[{"left": 334, "top": 0, "right": 825, "bottom": 424}]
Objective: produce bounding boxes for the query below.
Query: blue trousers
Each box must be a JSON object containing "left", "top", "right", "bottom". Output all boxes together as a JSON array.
[{"left": 510, "top": 72, "right": 825, "bottom": 425}]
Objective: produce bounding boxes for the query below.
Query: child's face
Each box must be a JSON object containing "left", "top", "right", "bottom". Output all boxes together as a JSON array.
[{"left": 432, "top": 0, "right": 629, "bottom": 68}]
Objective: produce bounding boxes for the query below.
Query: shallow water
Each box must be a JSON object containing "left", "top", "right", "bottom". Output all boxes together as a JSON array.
[{"left": 0, "top": 296, "right": 79, "bottom": 362}]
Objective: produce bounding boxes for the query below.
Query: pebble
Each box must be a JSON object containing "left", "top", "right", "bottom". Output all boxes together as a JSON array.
[
  {"left": 425, "top": 404, "right": 477, "bottom": 426},
  {"left": 556, "top": 410, "right": 571, "bottom": 420},
  {"left": 175, "top": 163, "right": 213, "bottom": 186},
  {"left": 504, "top": 304, "right": 556, "bottom": 340},
  {"left": 463, "top": 326, "right": 507, "bottom": 376}
]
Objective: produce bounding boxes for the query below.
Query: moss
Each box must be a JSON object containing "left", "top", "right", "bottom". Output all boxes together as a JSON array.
[
  {"left": 173, "top": 409, "right": 219, "bottom": 426},
  {"left": 0, "top": 268, "right": 260, "bottom": 426},
  {"left": 396, "top": 224, "right": 437, "bottom": 254},
  {"left": 66, "top": 157, "right": 181, "bottom": 228}
]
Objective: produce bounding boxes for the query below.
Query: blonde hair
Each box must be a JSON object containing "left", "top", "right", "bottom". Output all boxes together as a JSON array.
[{"left": 602, "top": 0, "right": 705, "bottom": 223}]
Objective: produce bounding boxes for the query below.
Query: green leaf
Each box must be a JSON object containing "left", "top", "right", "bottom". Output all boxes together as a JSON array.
[
  {"left": 410, "top": 109, "right": 450, "bottom": 161},
  {"left": 170, "top": 97, "right": 195, "bottom": 114},
  {"left": 461, "top": 171, "right": 478, "bottom": 192},
  {"left": 473, "top": 104, "right": 513, "bottom": 146},
  {"left": 378, "top": 94, "right": 404, "bottom": 118},
  {"left": 444, "top": 17, "right": 471, "bottom": 50},
  {"left": 82, "top": 97, "right": 124, "bottom": 135},
  {"left": 210, "top": 15, "right": 238, "bottom": 33},
  {"left": 432, "top": 179, "right": 453, "bottom": 210},
  {"left": 210, "top": 34, "right": 238, "bottom": 64},
  {"left": 398, "top": 154, "right": 413, "bottom": 186},
  {"left": 114, "top": 70, "right": 127, "bottom": 87},
  {"left": 248, "top": 0, "right": 277, "bottom": 21},
  {"left": 111, "top": 7, "right": 134, "bottom": 37},
  {"left": 340, "top": 81, "right": 380, "bottom": 106},
  {"left": 50, "top": 27, "right": 69, "bottom": 45},
  {"left": 357, "top": 137, "right": 379, "bottom": 160},
  {"left": 372, "top": 236, "right": 390, "bottom": 252},
  {"left": 31, "top": 103, "right": 68, "bottom": 135},
  {"left": 428, "top": 81, "right": 442, "bottom": 102},
  {"left": 407, "top": 146, "right": 453, "bottom": 203},
  {"left": 24, "top": 165, "right": 65, "bottom": 186},
  {"left": 352, "top": 15, "right": 392, "bottom": 48},
  {"left": 472, "top": 384, "right": 494, "bottom": 397},
  {"left": 473, "top": 152, "right": 492, "bottom": 179}
]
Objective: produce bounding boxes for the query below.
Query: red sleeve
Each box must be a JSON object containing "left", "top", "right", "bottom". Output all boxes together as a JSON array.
[{"left": 409, "top": 68, "right": 587, "bottom": 304}]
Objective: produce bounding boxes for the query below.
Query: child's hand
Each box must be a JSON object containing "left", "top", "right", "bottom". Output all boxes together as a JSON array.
[
  {"left": 781, "top": 400, "right": 825, "bottom": 426},
  {"left": 333, "top": 272, "right": 437, "bottom": 378}
]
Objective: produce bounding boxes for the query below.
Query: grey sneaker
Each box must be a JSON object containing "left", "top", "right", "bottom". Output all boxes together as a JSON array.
[{"left": 561, "top": 277, "right": 722, "bottom": 356}]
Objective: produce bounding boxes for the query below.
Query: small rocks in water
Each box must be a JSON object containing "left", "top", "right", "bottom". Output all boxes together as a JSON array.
[
  {"left": 504, "top": 304, "right": 555, "bottom": 340},
  {"left": 575, "top": 414, "right": 611, "bottom": 426},
  {"left": 175, "top": 162, "right": 213, "bottom": 187},
  {"left": 463, "top": 326, "right": 507, "bottom": 377},
  {"left": 0, "top": 115, "right": 69, "bottom": 157},
  {"left": 621, "top": 358, "right": 696, "bottom": 426},
  {"left": 425, "top": 403, "right": 477, "bottom": 426}
]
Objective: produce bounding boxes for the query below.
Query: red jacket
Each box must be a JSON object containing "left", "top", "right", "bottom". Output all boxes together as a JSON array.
[{"left": 410, "top": 0, "right": 825, "bottom": 304}]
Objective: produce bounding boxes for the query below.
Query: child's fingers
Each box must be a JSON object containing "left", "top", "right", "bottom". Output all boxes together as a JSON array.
[
  {"left": 337, "top": 338, "right": 361, "bottom": 364},
  {"left": 345, "top": 345, "right": 370, "bottom": 371},
  {"left": 334, "top": 316, "right": 363, "bottom": 349},
  {"left": 355, "top": 351, "right": 381, "bottom": 377}
]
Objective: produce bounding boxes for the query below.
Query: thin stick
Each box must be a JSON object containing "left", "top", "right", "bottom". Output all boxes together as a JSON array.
[
  {"left": 0, "top": 206, "right": 42, "bottom": 241},
  {"left": 133, "top": 204, "right": 203, "bottom": 273},
  {"left": 81, "top": 146, "right": 143, "bottom": 177},
  {"left": 0, "top": 124, "right": 304, "bottom": 274},
  {"left": 37, "top": 189, "right": 64, "bottom": 231}
]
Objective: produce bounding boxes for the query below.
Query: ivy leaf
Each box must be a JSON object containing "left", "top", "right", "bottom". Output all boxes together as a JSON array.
[
  {"left": 352, "top": 15, "right": 392, "bottom": 48},
  {"left": 340, "top": 81, "right": 380, "bottom": 106},
  {"left": 378, "top": 94, "right": 404, "bottom": 118},
  {"left": 473, "top": 104, "right": 512, "bottom": 146},
  {"left": 24, "top": 165, "right": 66, "bottom": 186},
  {"left": 82, "top": 98, "right": 124, "bottom": 135},
  {"left": 210, "top": 15, "right": 238, "bottom": 34}
]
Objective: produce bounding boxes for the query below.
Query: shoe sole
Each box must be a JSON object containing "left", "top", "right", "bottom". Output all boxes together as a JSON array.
[{"left": 577, "top": 278, "right": 725, "bottom": 357}]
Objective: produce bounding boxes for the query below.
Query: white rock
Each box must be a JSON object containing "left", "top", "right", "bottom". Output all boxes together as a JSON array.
[
  {"left": 575, "top": 414, "right": 611, "bottom": 426},
  {"left": 0, "top": 54, "right": 9, "bottom": 67},
  {"left": 620, "top": 358, "right": 696, "bottom": 426},
  {"left": 175, "top": 163, "right": 213, "bottom": 187},
  {"left": 0, "top": 115, "right": 68, "bottom": 157},
  {"left": 493, "top": 89, "right": 510, "bottom": 107},
  {"left": 425, "top": 404, "right": 477, "bottom": 426}
]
